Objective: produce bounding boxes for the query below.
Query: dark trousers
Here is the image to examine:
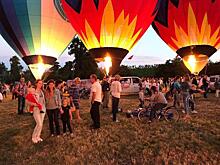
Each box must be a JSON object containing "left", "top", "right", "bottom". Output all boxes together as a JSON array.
[
  {"left": 90, "top": 101, "right": 100, "bottom": 128},
  {"left": 46, "top": 109, "right": 60, "bottom": 135},
  {"left": 112, "top": 96, "right": 119, "bottom": 121},
  {"left": 62, "top": 119, "right": 72, "bottom": 133},
  {"left": 150, "top": 103, "right": 167, "bottom": 120},
  {"left": 18, "top": 96, "right": 25, "bottom": 114},
  {"left": 202, "top": 86, "right": 208, "bottom": 98}
]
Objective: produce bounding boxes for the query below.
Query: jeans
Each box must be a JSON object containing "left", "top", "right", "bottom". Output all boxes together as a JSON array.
[
  {"left": 46, "top": 109, "right": 60, "bottom": 135},
  {"left": 18, "top": 96, "right": 25, "bottom": 114},
  {"left": 202, "top": 86, "right": 208, "bottom": 98},
  {"left": 32, "top": 107, "right": 45, "bottom": 140},
  {"left": 102, "top": 91, "right": 110, "bottom": 108},
  {"left": 182, "top": 92, "right": 190, "bottom": 114},
  {"left": 173, "top": 92, "right": 181, "bottom": 108},
  {"left": 90, "top": 101, "right": 101, "bottom": 128},
  {"left": 149, "top": 103, "right": 167, "bottom": 121},
  {"left": 112, "top": 96, "right": 119, "bottom": 121}
]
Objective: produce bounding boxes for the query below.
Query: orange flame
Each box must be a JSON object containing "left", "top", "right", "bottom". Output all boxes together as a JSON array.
[
  {"left": 104, "top": 55, "right": 112, "bottom": 75},
  {"left": 29, "top": 56, "right": 52, "bottom": 79}
]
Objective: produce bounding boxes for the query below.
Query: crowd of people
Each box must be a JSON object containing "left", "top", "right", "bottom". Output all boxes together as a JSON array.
[
  {"left": 6, "top": 74, "right": 120, "bottom": 143},
  {"left": 138, "top": 75, "right": 220, "bottom": 121},
  {"left": 1, "top": 73, "right": 220, "bottom": 144}
]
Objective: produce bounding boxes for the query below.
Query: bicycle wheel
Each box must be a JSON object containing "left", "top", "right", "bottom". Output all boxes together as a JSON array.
[
  {"left": 164, "top": 107, "right": 180, "bottom": 122},
  {"left": 138, "top": 110, "right": 148, "bottom": 122}
]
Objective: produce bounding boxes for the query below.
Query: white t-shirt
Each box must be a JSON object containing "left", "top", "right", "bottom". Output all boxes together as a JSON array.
[
  {"left": 91, "top": 81, "right": 102, "bottom": 102},
  {"left": 111, "top": 81, "right": 122, "bottom": 98}
]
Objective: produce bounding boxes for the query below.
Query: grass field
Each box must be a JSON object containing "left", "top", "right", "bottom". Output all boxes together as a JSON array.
[{"left": 0, "top": 94, "right": 219, "bottom": 165}]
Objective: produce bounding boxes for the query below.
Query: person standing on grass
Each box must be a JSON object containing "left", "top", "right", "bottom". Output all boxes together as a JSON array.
[
  {"left": 201, "top": 75, "right": 209, "bottom": 98},
  {"left": 60, "top": 97, "right": 73, "bottom": 137},
  {"left": 69, "top": 77, "right": 81, "bottom": 122},
  {"left": 180, "top": 75, "right": 192, "bottom": 120},
  {"left": 15, "top": 77, "right": 26, "bottom": 115},
  {"left": 90, "top": 74, "right": 102, "bottom": 129},
  {"left": 26, "top": 79, "right": 46, "bottom": 143},
  {"left": 214, "top": 78, "right": 220, "bottom": 98},
  {"left": 45, "top": 80, "right": 61, "bottom": 137},
  {"left": 101, "top": 76, "right": 110, "bottom": 109},
  {"left": 110, "top": 75, "right": 122, "bottom": 122}
]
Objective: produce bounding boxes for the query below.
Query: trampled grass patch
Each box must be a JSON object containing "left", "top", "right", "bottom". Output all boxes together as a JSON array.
[{"left": 0, "top": 94, "right": 219, "bottom": 164}]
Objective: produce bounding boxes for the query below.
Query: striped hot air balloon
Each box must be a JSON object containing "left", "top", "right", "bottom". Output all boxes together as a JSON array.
[
  {"left": 61, "top": 0, "right": 161, "bottom": 75},
  {"left": 153, "top": 0, "right": 220, "bottom": 75},
  {"left": 0, "top": 0, "right": 76, "bottom": 79}
]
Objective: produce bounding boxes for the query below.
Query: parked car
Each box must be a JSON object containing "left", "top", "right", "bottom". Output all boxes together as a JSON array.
[
  {"left": 209, "top": 75, "right": 220, "bottom": 92},
  {"left": 119, "top": 76, "right": 141, "bottom": 95}
]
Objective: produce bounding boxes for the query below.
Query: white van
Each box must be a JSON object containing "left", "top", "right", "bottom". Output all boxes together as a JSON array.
[
  {"left": 119, "top": 76, "right": 141, "bottom": 95},
  {"left": 209, "top": 75, "right": 220, "bottom": 91},
  {"left": 71, "top": 76, "right": 141, "bottom": 95}
]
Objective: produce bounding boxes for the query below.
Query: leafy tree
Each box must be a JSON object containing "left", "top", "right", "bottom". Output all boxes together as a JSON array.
[
  {"left": 9, "top": 56, "right": 23, "bottom": 82},
  {"left": 68, "top": 36, "right": 98, "bottom": 79},
  {"left": 0, "top": 62, "right": 9, "bottom": 82}
]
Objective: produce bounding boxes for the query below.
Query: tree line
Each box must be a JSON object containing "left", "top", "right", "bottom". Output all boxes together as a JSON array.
[{"left": 1, "top": 36, "right": 220, "bottom": 83}]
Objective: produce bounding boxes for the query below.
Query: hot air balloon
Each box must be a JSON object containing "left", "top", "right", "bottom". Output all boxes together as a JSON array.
[
  {"left": 61, "top": 0, "right": 160, "bottom": 75},
  {"left": 152, "top": 0, "right": 220, "bottom": 75},
  {"left": 0, "top": 0, "right": 76, "bottom": 79}
]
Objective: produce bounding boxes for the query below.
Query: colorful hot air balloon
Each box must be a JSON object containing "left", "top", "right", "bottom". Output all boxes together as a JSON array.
[
  {"left": 0, "top": 0, "right": 76, "bottom": 79},
  {"left": 61, "top": 0, "right": 160, "bottom": 75},
  {"left": 152, "top": 0, "right": 220, "bottom": 75}
]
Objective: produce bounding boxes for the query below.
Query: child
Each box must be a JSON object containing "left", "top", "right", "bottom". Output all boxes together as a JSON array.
[
  {"left": 25, "top": 88, "right": 44, "bottom": 113},
  {"left": 60, "top": 98, "right": 73, "bottom": 136}
]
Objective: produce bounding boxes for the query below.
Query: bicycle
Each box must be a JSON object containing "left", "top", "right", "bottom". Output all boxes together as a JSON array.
[{"left": 138, "top": 105, "right": 180, "bottom": 122}]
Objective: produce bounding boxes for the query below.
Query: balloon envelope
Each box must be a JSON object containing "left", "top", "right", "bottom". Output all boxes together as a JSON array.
[
  {"left": 0, "top": 0, "right": 76, "bottom": 79},
  {"left": 153, "top": 0, "right": 220, "bottom": 74},
  {"left": 62, "top": 0, "right": 160, "bottom": 74}
]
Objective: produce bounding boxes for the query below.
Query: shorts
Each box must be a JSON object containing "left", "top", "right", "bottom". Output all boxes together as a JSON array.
[{"left": 73, "top": 99, "right": 80, "bottom": 110}]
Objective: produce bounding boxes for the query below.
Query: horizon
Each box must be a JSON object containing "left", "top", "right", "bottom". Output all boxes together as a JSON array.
[{"left": 1, "top": 26, "right": 220, "bottom": 70}]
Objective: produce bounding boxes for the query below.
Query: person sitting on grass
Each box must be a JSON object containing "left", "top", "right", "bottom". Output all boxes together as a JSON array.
[
  {"left": 60, "top": 97, "right": 73, "bottom": 137},
  {"left": 146, "top": 86, "right": 168, "bottom": 123}
]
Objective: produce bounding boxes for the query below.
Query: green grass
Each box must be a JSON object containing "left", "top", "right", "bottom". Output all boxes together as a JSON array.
[{"left": 0, "top": 94, "right": 219, "bottom": 164}]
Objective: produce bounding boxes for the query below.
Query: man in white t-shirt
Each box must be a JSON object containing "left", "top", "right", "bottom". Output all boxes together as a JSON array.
[
  {"left": 110, "top": 75, "right": 122, "bottom": 122},
  {"left": 90, "top": 74, "right": 102, "bottom": 129}
]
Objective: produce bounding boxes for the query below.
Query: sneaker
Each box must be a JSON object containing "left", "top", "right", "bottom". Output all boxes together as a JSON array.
[
  {"left": 115, "top": 120, "right": 120, "bottom": 123},
  {"left": 70, "top": 133, "right": 74, "bottom": 137},
  {"left": 63, "top": 133, "right": 67, "bottom": 137},
  {"left": 192, "top": 110, "right": 198, "bottom": 114},
  {"left": 51, "top": 134, "right": 55, "bottom": 137},
  {"left": 182, "top": 110, "right": 185, "bottom": 114}
]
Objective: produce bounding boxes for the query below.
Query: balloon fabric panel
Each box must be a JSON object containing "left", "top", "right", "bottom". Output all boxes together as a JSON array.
[
  {"left": 0, "top": 0, "right": 75, "bottom": 59},
  {"left": 153, "top": 0, "right": 220, "bottom": 51},
  {"left": 62, "top": 0, "right": 159, "bottom": 51}
]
